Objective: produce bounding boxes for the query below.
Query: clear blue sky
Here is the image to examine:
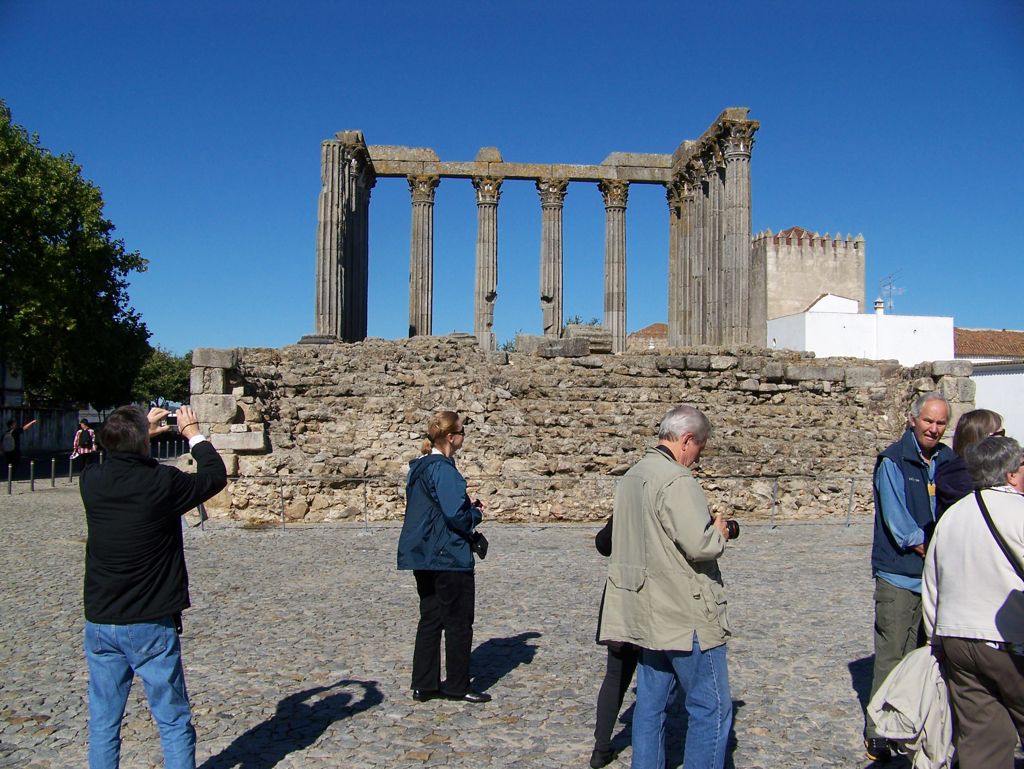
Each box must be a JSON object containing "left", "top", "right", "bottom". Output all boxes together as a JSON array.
[{"left": 3, "top": 1, "right": 1022, "bottom": 355}]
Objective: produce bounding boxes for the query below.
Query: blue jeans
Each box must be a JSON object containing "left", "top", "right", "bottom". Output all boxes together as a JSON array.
[
  {"left": 84, "top": 617, "right": 196, "bottom": 769},
  {"left": 631, "top": 638, "right": 732, "bottom": 769}
]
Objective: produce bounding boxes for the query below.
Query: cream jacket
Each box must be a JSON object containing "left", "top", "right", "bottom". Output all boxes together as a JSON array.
[
  {"left": 867, "top": 646, "right": 953, "bottom": 769},
  {"left": 923, "top": 486, "right": 1024, "bottom": 643},
  {"left": 598, "top": 447, "right": 729, "bottom": 651}
]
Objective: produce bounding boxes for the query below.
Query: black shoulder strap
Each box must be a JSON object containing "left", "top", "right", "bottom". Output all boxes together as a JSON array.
[{"left": 974, "top": 489, "right": 1024, "bottom": 582}]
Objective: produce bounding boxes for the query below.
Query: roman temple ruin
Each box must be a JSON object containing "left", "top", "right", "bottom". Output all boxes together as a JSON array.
[{"left": 302, "top": 108, "right": 761, "bottom": 352}]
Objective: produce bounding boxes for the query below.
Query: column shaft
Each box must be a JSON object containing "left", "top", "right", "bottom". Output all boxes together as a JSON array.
[
  {"left": 473, "top": 176, "right": 502, "bottom": 349},
  {"left": 599, "top": 180, "right": 629, "bottom": 353},
  {"left": 314, "top": 141, "right": 344, "bottom": 338},
  {"left": 666, "top": 181, "right": 682, "bottom": 347},
  {"left": 723, "top": 122, "right": 757, "bottom": 344},
  {"left": 537, "top": 179, "right": 568, "bottom": 337},
  {"left": 689, "top": 170, "right": 705, "bottom": 346},
  {"left": 408, "top": 175, "right": 439, "bottom": 337}
]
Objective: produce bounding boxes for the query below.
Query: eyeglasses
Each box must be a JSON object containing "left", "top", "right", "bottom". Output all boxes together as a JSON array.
[
  {"left": 451, "top": 428, "right": 465, "bottom": 436},
  {"left": 991, "top": 428, "right": 1006, "bottom": 437}
]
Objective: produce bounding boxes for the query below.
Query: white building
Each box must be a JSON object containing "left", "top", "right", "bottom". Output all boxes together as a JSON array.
[{"left": 766, "top": 294, "right": 953, "bottom": 366}]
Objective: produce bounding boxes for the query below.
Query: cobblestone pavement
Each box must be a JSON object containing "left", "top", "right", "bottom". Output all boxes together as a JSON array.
[{"left": 0, "top": 482, "right": 972, "bottom": 769}]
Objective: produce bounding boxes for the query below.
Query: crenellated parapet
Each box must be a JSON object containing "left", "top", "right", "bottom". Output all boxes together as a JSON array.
[{"left": 753, "top": 227, "right": 866, "bottom": 320}]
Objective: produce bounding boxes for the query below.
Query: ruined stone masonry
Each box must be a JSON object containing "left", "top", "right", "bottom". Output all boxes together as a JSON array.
[
  {"left": 303, "top": 109, "right": 761, "bottom": 353},
  {"left": 189, "top": 339, "right": 974, "bottom": 525}
]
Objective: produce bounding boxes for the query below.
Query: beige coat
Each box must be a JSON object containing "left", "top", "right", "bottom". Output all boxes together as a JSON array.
[{"left": 598, "top": 447, "right": 730, "bottom": 651}]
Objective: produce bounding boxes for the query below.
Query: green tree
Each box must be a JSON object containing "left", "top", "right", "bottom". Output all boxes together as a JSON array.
[
  {"left": 0, "top": 100, "right": 150, "bottom": 407},
  {"left": 131, "top": 346, "right": 192, "bottom": 406}
]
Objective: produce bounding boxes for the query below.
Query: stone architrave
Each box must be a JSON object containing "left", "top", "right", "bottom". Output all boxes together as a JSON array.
[
  {"left": 598, "top": 179, "right": 629, "bottom": 353},
  {"left": 407, "top": 175, "right": 439, "bottom": 337},
  {"left": 472, "top": 176, "right": 502, "bottom": 350},
  {"left": 722, "top": 120, "right": 758, "bottom": 344},
  {"left": 537, "top": 178, "right": 569, "bottom": 337}
]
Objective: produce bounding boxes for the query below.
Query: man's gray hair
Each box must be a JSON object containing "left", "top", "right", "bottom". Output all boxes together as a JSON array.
[
  {"left": 965, "top": 436, "right": 1022, "bottom": 489},
  {"left": 658, "top": 405, "right": 711, "bottom": 443},
  {"left": 909, "top": 391, "right": 949, "bottom": 418}
]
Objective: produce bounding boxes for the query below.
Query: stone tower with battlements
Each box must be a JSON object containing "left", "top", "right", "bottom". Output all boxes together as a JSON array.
[{"left": 752, "top": 226, "right": 865, "bottom": 323}]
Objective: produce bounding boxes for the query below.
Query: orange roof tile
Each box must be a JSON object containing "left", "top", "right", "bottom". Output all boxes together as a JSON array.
[
  {"left": 629, "top": 323, "right": 668, "bottom": 339},
  {"left": 955, "top": 328, "right": 1024, "bottom": 358}
]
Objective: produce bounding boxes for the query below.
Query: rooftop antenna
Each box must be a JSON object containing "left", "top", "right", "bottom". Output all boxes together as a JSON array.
[{"left": 879, "top": 272, "right": 904, "bottom": 313}]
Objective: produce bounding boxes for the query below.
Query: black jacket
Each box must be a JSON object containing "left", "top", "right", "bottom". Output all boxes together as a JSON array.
[{"left": 81, "top": 440, "right": 227, "bottom": 624}]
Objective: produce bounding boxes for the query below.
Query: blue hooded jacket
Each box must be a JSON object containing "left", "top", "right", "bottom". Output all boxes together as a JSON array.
[{"left": 397, "top": 453, "right": 481, "bottom": 571}]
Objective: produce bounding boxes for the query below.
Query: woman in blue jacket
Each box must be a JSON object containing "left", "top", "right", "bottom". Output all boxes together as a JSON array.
[{"left": 397, "top": 411, "right": 490, "bottom": 703}]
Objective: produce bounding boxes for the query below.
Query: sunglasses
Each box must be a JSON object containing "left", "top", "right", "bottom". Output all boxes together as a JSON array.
[
  {"left": 451, "top": 428, "right": 465, "bottom": 436},
  {"left": 991, "top": 428, "right": 1006, "bottom": 437}
]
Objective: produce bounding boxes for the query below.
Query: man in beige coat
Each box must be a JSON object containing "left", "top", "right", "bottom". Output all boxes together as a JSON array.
[{"left": 599, "top": 405, "right": 734, "bottom": 769}]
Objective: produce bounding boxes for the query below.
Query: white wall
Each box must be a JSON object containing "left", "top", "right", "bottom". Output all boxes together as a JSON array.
[
  {"left": 972, "top": 365, "right": 1024, "bottom": 440},
  {"left": 767, "top": 312, "right": 954, "bottom": 366}
]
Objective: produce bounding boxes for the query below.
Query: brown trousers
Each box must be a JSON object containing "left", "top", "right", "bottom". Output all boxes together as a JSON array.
[{"left": 940, "top": 636, "right": 1024, "bottom": 769}]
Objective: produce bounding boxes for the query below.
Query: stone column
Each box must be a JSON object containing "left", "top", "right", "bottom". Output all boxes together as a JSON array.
[
  {"left": 407, "top": 175, "right": 439, "bottom": 337},
  {"left": 722, "top": 121, "right": 758, "bottom": 344},
  {"left": 310, "top": 132, "right": 373, "bottom": 343},
  {"left": 599, "top": 180, "right": 629, "bottom": 353},
  {"left": 702, "top": 151, "right": 723, "bottom": 345},
  {"left": 472, "top": 176, "right": 502, "bottom": 350},
  {"left": 313, "top": 140, "right": 345, "bottom": 339},
  {"left": 687, "top": 166, "right": 705, "bottom": 346},
  {"left": 347, "top": 154, "right": 375, "bottom": 341},
  {"left": 537, "top": 178, "right": 569, "bottom": 337},
  {"left": 666, "top": 180, "right": 683, "bottom": 347}
]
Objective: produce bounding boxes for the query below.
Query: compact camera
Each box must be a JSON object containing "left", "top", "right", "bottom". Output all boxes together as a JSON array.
[{"left": 725, "top": 520, "right": 740, "bottom": 540}]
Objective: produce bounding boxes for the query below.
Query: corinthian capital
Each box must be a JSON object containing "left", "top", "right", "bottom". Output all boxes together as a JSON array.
[
  {"left": 720, "top": 120, "right": 759, "bottom": 160},
  {"left": 407, "top": 175, "right": 440, "bottom": 204},
  {"left": 536, "top": 178, "right": 569, "bottom": 208},
  {"left": 598, "top": 179, "right": 629, "bottom": 209},
  {"left": 472, "top": 176, "right": 503, "bottom": 205},
  {"left": 665, "top": 179, "right": 684, "bottom": 213}
]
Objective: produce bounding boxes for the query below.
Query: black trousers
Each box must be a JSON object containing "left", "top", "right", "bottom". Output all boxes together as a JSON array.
[
  {"left": 412, "top": 570, "right": 475, "bottom": 694},
  {"left": 593, "top": 642, "right": 640, "bottom": 752}
]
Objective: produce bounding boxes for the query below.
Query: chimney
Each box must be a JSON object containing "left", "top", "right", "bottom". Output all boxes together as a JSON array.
[{"left": 874, "top": 297, "right": 885, "bottom": 315}]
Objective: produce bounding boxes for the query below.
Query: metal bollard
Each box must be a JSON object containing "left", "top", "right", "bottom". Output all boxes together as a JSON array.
[
  {"left": 68, "top": 455, "right": 74, "bottom": 484},
  {"left": 6, "top": 464, "right": 11, "bottom": 495},
  {"left": 846, "top": 478, "right": 856, "bottom": 527},
  {"left": 769, "top": 477, "right": 779, "bottom": 529},
  {"left": 29, "top": 460, "right": 35, "bottom": 491},
  {"left": 51, "top": 457, "right": 56, "bottom": 487}
]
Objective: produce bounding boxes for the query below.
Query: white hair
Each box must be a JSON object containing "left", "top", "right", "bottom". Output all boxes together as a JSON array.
[{"left": 658, "top": 405, "right": 711, "bottom": 443}]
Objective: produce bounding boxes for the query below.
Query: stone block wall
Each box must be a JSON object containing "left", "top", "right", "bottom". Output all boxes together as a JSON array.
[{"left": 188, "top": 337, "right": 974, "bottom": 524}]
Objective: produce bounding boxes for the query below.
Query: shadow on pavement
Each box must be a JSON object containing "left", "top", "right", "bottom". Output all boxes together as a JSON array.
[
  {"left": 469, "top": 631, "right": 541, "bottom": 692},
  {"left": 199, "top": 678, "right": 382, "bottom": 769},
  {"left": 848, "top": 655, "right": 874, "bottom": 713}
]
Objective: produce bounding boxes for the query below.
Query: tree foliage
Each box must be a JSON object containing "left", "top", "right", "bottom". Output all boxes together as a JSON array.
[
  {"left": 0, "top": 100, "right": 150, "bottom": 407},
  {"left": 131, "top": 347, "right": 192, "bottom": 406}
]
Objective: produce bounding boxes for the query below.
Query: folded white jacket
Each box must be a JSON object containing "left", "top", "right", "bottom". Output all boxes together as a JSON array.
[{"left": 866, "top": 646, "right": 953, "bottom": 769}]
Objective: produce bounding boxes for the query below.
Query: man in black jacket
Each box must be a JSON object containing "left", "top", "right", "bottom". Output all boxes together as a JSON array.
[{"left": 81, "top": 404, "right": 226, "bottom": 769}]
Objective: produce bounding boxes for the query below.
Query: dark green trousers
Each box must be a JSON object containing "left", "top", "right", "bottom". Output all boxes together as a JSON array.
[{"left": 864, "top": 577, "right": 925, "bottom": 739}]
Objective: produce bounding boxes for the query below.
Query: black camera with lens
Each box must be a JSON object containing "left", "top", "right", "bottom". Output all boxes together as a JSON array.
[{"left": 725, "top": 519, "right": 740, "bottom": 540}]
